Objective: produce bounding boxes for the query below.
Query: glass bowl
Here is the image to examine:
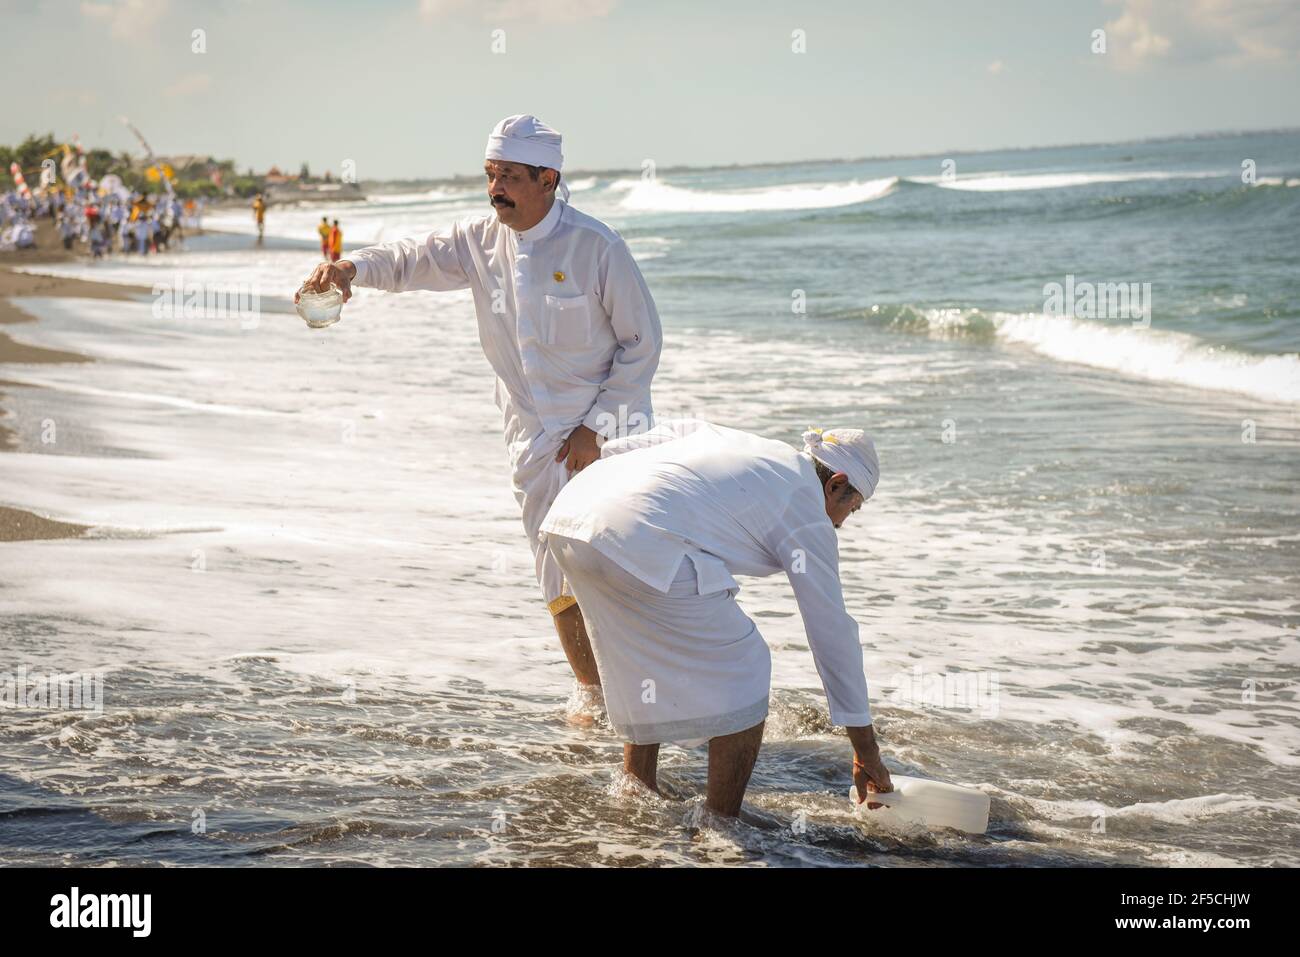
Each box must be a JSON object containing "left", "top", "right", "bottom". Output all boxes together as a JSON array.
[{"left": 296, "top": 285, "right": 344, "bottom": 328}]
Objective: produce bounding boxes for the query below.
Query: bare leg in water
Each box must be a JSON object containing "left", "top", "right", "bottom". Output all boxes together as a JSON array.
[
  {"left": 706, "top": 721, "right": 765, "bottom": 817},
  {"left": 553, "top": 602, "right": 600, "bottom": 686},
  {"left": 622, "top": 720, "right": 766, "bottom": 816},
  {"left": 624, "top": 742, "right": 660, "bottom": 793}
]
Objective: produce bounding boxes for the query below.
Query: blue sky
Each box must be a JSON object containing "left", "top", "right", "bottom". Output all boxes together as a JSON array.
[{"left": 2, "top": 0, "right": 1298, "bottom": 179}]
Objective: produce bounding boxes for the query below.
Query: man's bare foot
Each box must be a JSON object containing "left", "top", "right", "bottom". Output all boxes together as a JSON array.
[
  {"left": 609, "top": 768, "right": 663, "bottom": 802},
  {"left": 564, "top": 680, "right": 605, "bottom": 727}
]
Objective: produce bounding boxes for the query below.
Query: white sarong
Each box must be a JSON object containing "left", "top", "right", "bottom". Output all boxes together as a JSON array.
[
  {"left": 506, "top": 425, "right": 571, "bottom": 610},
  {"left": 547, "top": 534, "right": 771, "bottom": 745}
]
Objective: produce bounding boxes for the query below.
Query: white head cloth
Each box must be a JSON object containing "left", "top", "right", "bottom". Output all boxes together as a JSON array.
[
  {"left": 802, "top": 427, "right": 880, "bottom": 500},
  {"left": 485, "top": 114, "right": 569, "bottom": 201}
]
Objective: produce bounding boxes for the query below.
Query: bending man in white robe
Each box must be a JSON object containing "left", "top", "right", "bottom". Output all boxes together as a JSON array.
[
  {"left": 540, "top": 418, "right": 893, "bottom": 816},
  {"left": 297, "top": 115, "right": 662, "bottom": 704}
]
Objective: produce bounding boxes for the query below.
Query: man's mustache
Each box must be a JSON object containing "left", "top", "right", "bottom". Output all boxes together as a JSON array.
[{"left": 491, "top": 195, "right": 515, "bottom": 208}]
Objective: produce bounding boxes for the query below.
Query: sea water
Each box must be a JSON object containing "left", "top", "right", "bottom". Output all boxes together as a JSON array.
[{"left": 0, "top": 130, "right": 1297, "bottom": 866}]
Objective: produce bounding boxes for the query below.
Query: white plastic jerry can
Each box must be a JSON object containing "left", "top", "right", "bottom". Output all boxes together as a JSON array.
[{"left": 849, "top": 775, "right": 990, "bottom": 835}]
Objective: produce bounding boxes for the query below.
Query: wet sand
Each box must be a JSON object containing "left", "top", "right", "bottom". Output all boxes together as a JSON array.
[
  {"left": 0, "top": 505, "right": 89, "bottom": 541},
  {"left": 0, "top": 218, "right": 150, "bottom": 541}
]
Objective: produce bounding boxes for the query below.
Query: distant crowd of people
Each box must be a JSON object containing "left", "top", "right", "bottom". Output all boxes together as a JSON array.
[
  {"left": 1, "top": 184, "right": 206, "bottom": 257},
  {"left": 2, "top": 181, "right": 344, "bottom": 261}
]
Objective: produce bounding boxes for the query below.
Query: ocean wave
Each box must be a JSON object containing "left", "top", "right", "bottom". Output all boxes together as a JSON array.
[
  {"left": 917, "top": 170, "right": 1226, "bottom": 192},
  {"left": 368, "top": 187, "right": 480, "bottom": 205},
  {"left": 624, "top": 235, "right": 677, "bottom": 260},
  {"left": 614, "top": 176, "right": 898, "bottom": 212},
  {"left": 864, "top": 305, "right": 1300, "bottom": 404}
]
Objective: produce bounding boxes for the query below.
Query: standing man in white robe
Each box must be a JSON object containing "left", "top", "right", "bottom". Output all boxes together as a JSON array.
[
  {"left": 296, "top": 115, "right": 662, "bottom": 707},
  {"left": 540, "top": 419, "right": 893, "bottom": 816}
]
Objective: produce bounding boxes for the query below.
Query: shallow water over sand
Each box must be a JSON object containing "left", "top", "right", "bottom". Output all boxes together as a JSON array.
[{"left": 2, "top": 131, "right": 1298, "bottom": 865}]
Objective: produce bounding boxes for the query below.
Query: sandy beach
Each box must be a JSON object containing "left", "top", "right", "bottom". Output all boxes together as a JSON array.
[{"left": 0, "top": 218, "right": 147, "bottom": 541}]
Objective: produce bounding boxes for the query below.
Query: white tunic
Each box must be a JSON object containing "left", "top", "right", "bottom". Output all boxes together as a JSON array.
[
  {"left": 346, "top": 198, "right": 662, "bottom": 603},
  {"left": 541, "top": 419, "right": 873, "bottom": 728}
]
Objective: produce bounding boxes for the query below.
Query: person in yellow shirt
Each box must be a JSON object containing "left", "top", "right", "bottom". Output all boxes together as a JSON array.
[
  {"left": 252, "top": 193, "right": 266, "bottom": 242},
  {"left": 328, "top": 219, "right": 342, "bottom": 263},
  {"left": 317, "top": 216, "right": 331, "bottom": 260}
]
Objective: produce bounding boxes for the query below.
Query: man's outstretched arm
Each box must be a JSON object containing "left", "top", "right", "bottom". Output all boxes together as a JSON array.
[{"left": 297, "top": 226, "right": 470, "bottom": 302}]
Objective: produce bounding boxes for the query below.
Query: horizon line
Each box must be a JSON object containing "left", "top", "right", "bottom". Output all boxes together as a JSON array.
[
  {"left": 368, "top": 125, "right": 1300, "bottom": 185},
  {"left": 5, "top": 123, "right": 1295, "bottom": 188}
]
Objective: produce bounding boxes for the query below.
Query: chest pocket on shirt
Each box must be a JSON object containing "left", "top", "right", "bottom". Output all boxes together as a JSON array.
[{"left": 541, "top": 294, "right": 594, "bottom": 347}]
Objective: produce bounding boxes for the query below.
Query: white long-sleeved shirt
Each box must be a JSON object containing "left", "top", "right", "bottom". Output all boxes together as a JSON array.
[
  {"left": 346, "top": 198, "right": 661, "bottom": 442},
  {"left": 540, "top": 418, "right": 873, "bottom": 727}
]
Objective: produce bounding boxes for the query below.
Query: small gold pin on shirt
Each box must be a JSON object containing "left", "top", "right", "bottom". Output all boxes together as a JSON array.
[{"left": 553, "top": 271, "right": 566, "bottom": 282}]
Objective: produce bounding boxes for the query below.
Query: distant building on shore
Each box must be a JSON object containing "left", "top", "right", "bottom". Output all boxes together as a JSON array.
[{"left": 261, "top": 164, "right": 364, "bottom": 203}]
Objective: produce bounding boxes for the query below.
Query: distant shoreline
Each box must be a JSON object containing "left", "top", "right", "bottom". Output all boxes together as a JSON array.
[
  {"left": 0, "top": 218, "right": 152, "bottom": 542},
  {"left": 355, "top": 125, "right": 1300, "bottom": 188}
]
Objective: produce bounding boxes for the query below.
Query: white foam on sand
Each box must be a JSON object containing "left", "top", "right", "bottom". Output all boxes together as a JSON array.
[
  {"left": 0, "top": 283, "right": 556, "bottom": 698},
  {"left": 13, "top": 247, "right": 327, "bottom": 297}
]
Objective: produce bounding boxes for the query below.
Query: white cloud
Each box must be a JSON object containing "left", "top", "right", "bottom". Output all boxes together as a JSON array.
[
  {"left": 419, "top": 0, "right": 616, "bottom": 24},
  {"left": 80, "top": 0, "right": 169, "bottom": 39},
  {"left": 1102, "top": 0, "right": 1300, "bottom": 67},
  {"left": 418, "top": 0, "right": 470, "bottom": 18}
]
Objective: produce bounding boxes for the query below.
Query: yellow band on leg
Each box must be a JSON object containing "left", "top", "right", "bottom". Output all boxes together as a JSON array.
[{"left": 548, "top": 594, "right": 578, "bottom": 617}]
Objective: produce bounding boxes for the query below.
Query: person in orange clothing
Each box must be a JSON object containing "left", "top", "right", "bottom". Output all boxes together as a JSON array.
[
  {"left": 327, "top": 219, "right": 342, "bottom": 262},
  {"left": 252, "top": 193, "right": 266, "bottom": 243},
  {"left": 317, "top": 216, "right": 331, "bottom": 260}
]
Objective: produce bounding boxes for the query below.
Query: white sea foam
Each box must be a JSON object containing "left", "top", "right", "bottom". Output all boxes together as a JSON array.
[
  {"left": 901, "top": 307, "right": 1300, "bottom": 405},
  {"left": 614, "top": 176, "right": 898, "bottom": 212},
  {"left": 367, "top": 187, "right": 481, "bottom": 204},
  {"left": 1003, "top": 790, "right": 1300, "bottom": 825},
  {"left": 624, "top": 235, "right": 677, "bottom": 260},
  {"left": 20, "top": 252, "right": 1298, "bottom": 407},
  {"left": 924, "top": 170, "right": 1225, "bottom": 191},
  {"left": 5, "top": 279, "right": 1283, "bottom": 756},
  {"left": 993, "top": 311, "right": 1300, "bottom": 405}
]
